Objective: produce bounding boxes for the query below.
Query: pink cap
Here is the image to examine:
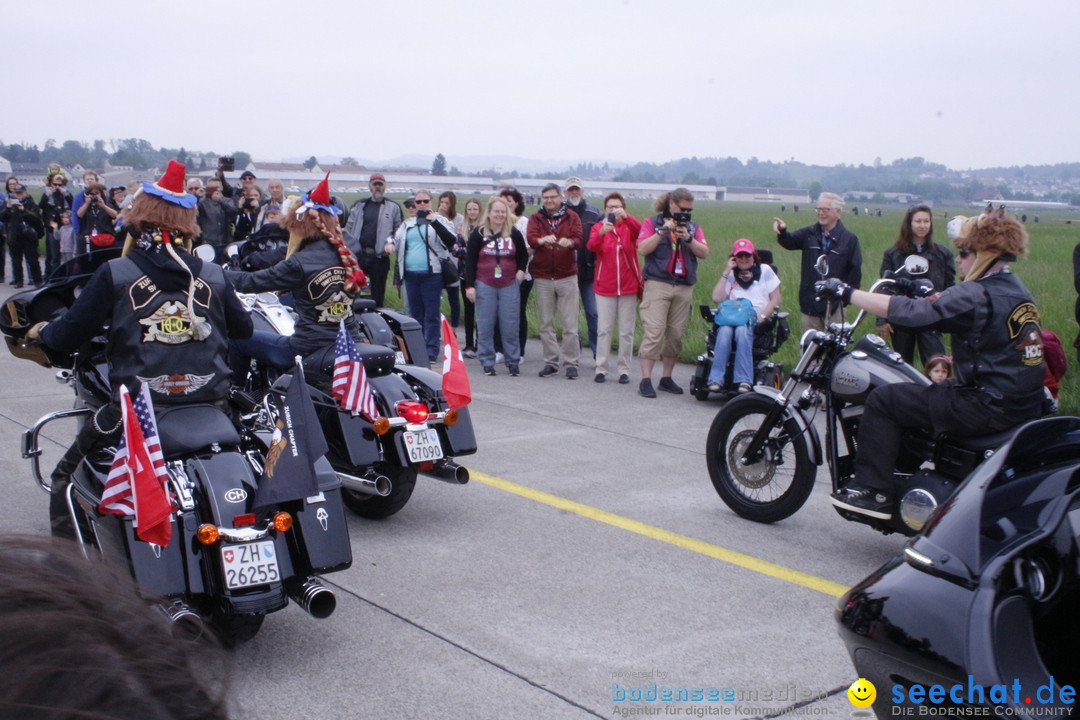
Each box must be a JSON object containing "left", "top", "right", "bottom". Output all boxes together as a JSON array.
[{"left": 732, "top": 238, "right": 755, "bottom": 255}]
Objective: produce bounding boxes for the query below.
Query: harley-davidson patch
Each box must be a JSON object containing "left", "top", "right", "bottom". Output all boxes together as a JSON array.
[
  {"left": 138, "top": 373, "right": 215, "bottom": 395},
  {"left": 1008, "top": 302, "right": 1044, "bottom": 367},
  {"left": 139, "top": 301, "right": 211, "bottom": 343},
  {"left": 316, "top": 290, "right": 353, "bottom": 323}
]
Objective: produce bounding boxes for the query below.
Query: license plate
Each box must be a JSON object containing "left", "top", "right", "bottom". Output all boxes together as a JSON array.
[
  {"left": 403, "top": 428, "right": 444, "bottom": 463},
  {"left": 221, "top": 540, "right": 280, "bottom": 590}
]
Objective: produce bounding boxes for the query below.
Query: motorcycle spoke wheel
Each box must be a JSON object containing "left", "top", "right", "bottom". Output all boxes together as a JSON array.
[{"left": 706, "top": 395, "right": 814, "bottom": 523}]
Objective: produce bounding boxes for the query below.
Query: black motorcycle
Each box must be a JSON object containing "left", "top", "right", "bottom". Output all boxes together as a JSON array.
[
  {"left": 705, "top": 256, "right": 1021, "bottom": 536},
  {"left": 221, "top": 241, "right": 477, "bottom": 521},
  {"left": 2, "top": 249, "right": 352, "bottom": 645},
  {"left": 837, "top": 415, "right": 1080, "bottom": 718}
]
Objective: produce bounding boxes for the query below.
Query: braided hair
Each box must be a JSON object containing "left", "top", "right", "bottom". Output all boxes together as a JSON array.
[{"left": 309, "top": 210, "right": 367, "bottom": 294}]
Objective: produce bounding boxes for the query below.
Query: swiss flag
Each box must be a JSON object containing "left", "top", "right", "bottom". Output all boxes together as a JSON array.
[{"left": 440, "top": 315, "right": 471, "bottom": 410}]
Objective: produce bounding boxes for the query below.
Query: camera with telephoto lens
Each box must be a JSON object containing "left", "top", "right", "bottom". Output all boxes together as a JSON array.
[{"left": 672, "top": 211, "right": 692, "bottom": 225}]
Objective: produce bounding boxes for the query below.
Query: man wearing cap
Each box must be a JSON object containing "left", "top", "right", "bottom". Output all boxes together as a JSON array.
[
  {"left": 28, "top": 160, "right": 252, "bottom": 537},
  {"left": 564, "top": 177, "right": 602, "bottom": 358},
  {"left": 219, "top": 168, "right": 261, "bottom": 202},
  {"left": 1, "top": 184, "right": 45, "bottom": 288},
  {"left": 343, "top": 173, "right": 403, "bottom": 306}
]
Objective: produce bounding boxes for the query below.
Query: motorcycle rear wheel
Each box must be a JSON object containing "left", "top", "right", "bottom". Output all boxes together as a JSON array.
[
  {"left": 341, "top": 464, "right": 418, "bottom": 520},
  {"left": 706, "top": 394, "right": 814, "bottom": 523},
  {"left": 210, "top": 611, "right": 265, "bottom": 647}
]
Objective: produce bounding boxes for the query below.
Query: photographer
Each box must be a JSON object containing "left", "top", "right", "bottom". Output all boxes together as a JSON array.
[
  {"left": 75, "top": 182, "right": 119, "bottom": 253},
  {"left": 635, "top": 188, "right": 709, "bottom": 398},
  {"left": 1, "top": 184, "right": 45, "bottom": 288},
  {"left": 38, "top": 173, "right": 73, "bottom": 275},
  {"left": 233, "top": 186, "right": 264, "bottom": 242},
  {"left": 195, "top": 177, "right": 238, "bottom": 261}
]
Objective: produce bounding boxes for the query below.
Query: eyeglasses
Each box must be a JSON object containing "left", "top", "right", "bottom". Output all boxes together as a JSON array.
[
  {"left": 677, "top": 205, "right": 693, "bottom": 212},
  {"left": 415, "top": 199, "right": 431, "bottom": 204},
  {"left": 815, "top": 207, "right": 834, "bottom": 213}
]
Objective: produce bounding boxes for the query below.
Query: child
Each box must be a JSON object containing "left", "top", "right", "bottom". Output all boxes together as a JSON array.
[
  {"left": 57, "top": 210, "right": 75, "bottom": 264},
  {"left": 924, "top": 355, "right": 953, "bottom": 383}
]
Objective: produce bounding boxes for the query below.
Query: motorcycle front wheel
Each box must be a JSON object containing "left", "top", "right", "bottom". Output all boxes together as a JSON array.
[
  {"left": 706, "top": 394, "right": 814, "bottom": 523},
  {"left": 341, "top": 464, "right": 418, "bottom": 520}
]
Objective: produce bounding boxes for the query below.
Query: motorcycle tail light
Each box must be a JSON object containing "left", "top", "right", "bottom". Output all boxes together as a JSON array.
[
  {"left": 197, "top": 524, "right": 220, "bottom": 545},
  {"left": 420, "top": 461, "right": 434, "bottom": 471},
  {"left": 233, "top": 513, "right": 256, "bottom": 528},
  {"left": 373, "top": 417, "right": 391, "bottom": 435},
  {"left": 443, "top": 409, "right": 459, "bottom": 427},
  {"left": 396, "top": 400, "right": 429, "bottom": 424},
  {"left": 273, "top": 512, "right": 293, "bottom": 532}
]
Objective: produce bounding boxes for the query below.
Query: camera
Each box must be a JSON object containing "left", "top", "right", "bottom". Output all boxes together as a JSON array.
[
  {"left": 672, "top": 212, "right": 692, "bottom": 225},
  {"left": 218, "top": 156, "right": 235, "bottom": 172},
  {"left": 607, "top": 212, "right": 616, "bottom": 224},
  {"left": 416, "top": 209, "right": 431, "bottom": 221}
]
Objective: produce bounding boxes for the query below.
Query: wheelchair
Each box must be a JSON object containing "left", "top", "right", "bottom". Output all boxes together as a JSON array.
[{"left": 688, "top": 305, "right": 791, "bottom": 401}]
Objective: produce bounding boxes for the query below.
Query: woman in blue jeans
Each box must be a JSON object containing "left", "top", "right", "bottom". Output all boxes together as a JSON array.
[
  {"left": 464, "top": 196, "right": 528, "bottom": 376},
  {"left": 707, "top": 238, "right": 781, "bottom": 394},
  {"left": 389, "top": 190, "right": 457, "bottom": 362}
]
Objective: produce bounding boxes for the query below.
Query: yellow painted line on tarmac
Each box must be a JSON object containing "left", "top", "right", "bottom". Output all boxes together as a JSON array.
[{"left": 471, "top": 471, "right": 849, "bottom": 598}]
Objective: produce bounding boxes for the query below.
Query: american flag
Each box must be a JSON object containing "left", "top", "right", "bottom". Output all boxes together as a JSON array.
[
  {"left": 99, "top": 383, "right": 174, "bottom": 546},
  {"left": 333, "top": 320, "right": 379, "bottom": 421}
]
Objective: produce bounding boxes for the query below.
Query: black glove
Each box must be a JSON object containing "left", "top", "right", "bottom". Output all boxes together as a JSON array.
[
  {"left": 814, "top": 278, "right": 854, "bottom": 304},
  {"left": 894, "top": 277, "right": 934, "bottom": 298}
]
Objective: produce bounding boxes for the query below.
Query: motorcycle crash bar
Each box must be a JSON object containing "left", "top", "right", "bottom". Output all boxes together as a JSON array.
[
  {"left": 336, "top": 469, "right": 392, "bottom": 497},
  {"left": 288, "top": 577, "right": 337, "bottom": 619}
]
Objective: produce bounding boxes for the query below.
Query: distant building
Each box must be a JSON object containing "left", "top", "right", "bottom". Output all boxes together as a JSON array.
[{"left": 721, "top": 186, "right": 809, "bottom": 203}]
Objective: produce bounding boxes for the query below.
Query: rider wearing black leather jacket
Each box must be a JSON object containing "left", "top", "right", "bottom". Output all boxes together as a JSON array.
[
  {"left": 29, "top": 161, "right": 253, "bottom": 537},
  {"left": 820, "top": 210, "right": 1045, "bottom": 520}
]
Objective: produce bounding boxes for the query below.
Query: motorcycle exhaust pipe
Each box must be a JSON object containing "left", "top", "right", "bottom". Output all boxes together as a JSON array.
[
  {"left": 288, "top": 578, "right": 336, "bottom": 619},
  {"left": 159, "top": 601, "right": 204, "bottom": 641},
  {"left": 429, "top": 459, "right": 469, "bottom": 485},
  {"left": 336, "top": 469, "right": 392, "bottom": 497}
]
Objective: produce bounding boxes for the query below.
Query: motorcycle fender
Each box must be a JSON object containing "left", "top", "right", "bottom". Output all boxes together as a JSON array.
[
  {"left": 750, "top": 385, "right": 822, "bottom": 466},
  {"left": 394, "top": 365, "right": 478, "bottom": 456},
  {"left": 287, "top": 456, "right": 352, "bottom": 575}
]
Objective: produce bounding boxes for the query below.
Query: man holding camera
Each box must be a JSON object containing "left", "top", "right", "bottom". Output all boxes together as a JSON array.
[
  {"left": 195, "top": 177, "right": 238, "bottom": 261},
  {"left": 75, "top": 182, "right": 119, "bottom": 254},
  {"left": 1, "top": 185, "right": 44, "bottom": 288},
  {"left": 344, "top": 173, "right": 402, "bottom": 307},
  {"left": 636, "top": 188, "right": 709, "bottom": 398},
  {"left": 773, "top": 191, "right": 862, "bottom": 332}
]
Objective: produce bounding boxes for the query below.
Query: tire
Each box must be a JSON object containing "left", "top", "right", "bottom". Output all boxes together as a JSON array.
[
  {"left": 705, "top": 393, "right": 815, "bottom": 523},
  {"left": 341, "top": 463, "right": 418, "bottom": 520},
  {"left": 210, "top": 612, "right": 265, "bottom": 647}
]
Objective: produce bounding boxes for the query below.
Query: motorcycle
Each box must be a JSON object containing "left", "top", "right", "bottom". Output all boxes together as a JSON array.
[
  {"left": 705, "top": 255, "right": 1020, "bottom": 536},
  {"left": 221, "top": 241, "right": 477, "bottom": 520},
  {"left": 836, "top": 415, "right": 1080, "bottom": 717},
  {"left": 2, "top": 249, "right": 353, "bottom": 645}
]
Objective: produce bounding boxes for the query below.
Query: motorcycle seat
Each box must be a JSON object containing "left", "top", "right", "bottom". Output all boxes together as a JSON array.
[
  {"left": 353, "top": 298, "right": 378, "bottom": 313},
  {"left": 942, "top": 427, "right": 1018, "bottom": 454},
  {"left": 156, "top": 404, "right": 241, "bottom": 458}
]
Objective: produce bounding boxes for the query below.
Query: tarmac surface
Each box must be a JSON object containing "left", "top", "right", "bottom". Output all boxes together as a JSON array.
[{"left": 0, "top": 285, "right": 908, "bottom": 719}]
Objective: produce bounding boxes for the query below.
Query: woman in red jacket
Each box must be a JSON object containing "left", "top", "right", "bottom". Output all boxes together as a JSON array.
[{"left": 588, "top": 192, "right": 642, "bottom": 384}]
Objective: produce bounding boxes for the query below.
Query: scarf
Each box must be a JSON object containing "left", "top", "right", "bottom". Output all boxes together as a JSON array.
[{"left": 734, "top": 262, "right": 761, "bottom": 290}]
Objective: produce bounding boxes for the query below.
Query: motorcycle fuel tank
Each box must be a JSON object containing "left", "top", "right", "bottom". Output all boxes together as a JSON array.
[{"left": 830, "top": 335, "right": 929, "bottom": 403}]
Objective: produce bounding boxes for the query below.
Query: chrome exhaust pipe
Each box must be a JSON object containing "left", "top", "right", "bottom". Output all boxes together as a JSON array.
[
  {"left": 429, "top": 459, "right": 469, "bottom": 485},
  {"left": 288, "top": 578, "right": 336, "bottom": 619},
  {"left": 160, "top": 601, "right": 204, "bottom": 641},
  {"left": 336, "top": 469, "right": 392, "bottom": 497}
]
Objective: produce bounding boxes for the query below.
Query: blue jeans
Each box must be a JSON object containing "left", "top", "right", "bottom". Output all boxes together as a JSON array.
[
  {"left": 579, "top": 278, "right": 597, "bottom": 357},
  {"left": 229, "top": 330, "right": 297, "bottom": 380},
  {"left": 476, "top": 280, "right": 520, "bottom": 367},
  {"left": 707, "top": 324, "right": 754, "bottom": 387},
  {"left": 404, "top": 270, "right": 445, "bottom": 361}
]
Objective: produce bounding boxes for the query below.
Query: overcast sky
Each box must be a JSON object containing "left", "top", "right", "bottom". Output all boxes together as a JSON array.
[{"left": 5, "top": 0, "right": 1075, "bottom": 172}]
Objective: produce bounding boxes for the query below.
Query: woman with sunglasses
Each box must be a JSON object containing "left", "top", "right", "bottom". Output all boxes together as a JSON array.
[
  {"left": 38, "top": 174, "right": 74, "bottom": 275},
  {"left": 877, "top": 204, "right": 955, "bottom": 365}
]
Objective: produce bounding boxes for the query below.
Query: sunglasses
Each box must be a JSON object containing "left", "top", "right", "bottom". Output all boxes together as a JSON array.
[
  {"left": 415, "top": 199, "right": 431, "bottom": 204},
  {"left": 957, "top": 248, "right": 972, "bottom": 259}
]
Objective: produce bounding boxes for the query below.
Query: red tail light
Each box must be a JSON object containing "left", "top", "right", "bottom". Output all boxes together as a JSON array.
[
  {"left": 233, "top": 513, "right": 256, "bottom": 528},
  {"left": 395, "top": 400, "right": 429, "bottom": 424}
]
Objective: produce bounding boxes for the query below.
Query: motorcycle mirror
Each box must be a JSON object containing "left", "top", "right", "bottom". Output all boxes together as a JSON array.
[
  {"left": 192, "top": 244, "right": 217, "bottom": 263},
  {"left": 903, "top": 255, "right": 929, "bottom": 275},
  {"left": 226, "top": 243, "right": 240, "bottom": 259},
  {"left": 814, "top": 255, "right": 829, "bottom": 278}
]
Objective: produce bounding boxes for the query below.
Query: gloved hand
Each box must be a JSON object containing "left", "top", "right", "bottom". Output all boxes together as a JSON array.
[
  {"left": 814, "top": 278, "right": 854, "bottom": 304},
  {"left": 26, "top": 321, "right": 47, "bottom": 342},
  {"left": 894, "top": 277, "right": 934, "bottom": 298}
]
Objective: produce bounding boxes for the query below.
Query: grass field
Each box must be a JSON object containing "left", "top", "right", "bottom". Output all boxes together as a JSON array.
[{"left": 346, "top": 192, "right": 1080, "bottom": 414}]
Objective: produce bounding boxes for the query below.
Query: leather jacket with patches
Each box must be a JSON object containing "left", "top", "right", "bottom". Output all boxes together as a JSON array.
[
  {"left": 228, "top": 239, "right": 360, "bottom": 356},
  {"left": 40, "top": 242, "right": 253, "bottom": 405}
]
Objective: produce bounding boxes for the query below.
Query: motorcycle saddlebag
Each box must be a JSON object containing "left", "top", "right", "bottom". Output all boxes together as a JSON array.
[
  {"left": 288, "top": 456, "right": 352, "bottom": 574},
  {"left": 378, "top": 308, "right": 429, "bottom": 367}
]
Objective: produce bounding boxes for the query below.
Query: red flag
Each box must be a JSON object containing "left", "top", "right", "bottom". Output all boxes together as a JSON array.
[
  {"left": 99, "top": 384, "right": 173, "bottom": 546},
  {"left": 441, "top": 315, "right": 471, "bottom": 410},
  {"left": 333, "top": 320, "right": 379, "bottom": 421}
]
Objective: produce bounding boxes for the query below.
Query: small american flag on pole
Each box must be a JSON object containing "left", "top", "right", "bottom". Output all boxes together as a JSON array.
[
  {"left": 333, "top": 320, "right": 379, "bottom": 421},
  {"left": 98, "top": 383, "right": 174, "bottom": 546}
]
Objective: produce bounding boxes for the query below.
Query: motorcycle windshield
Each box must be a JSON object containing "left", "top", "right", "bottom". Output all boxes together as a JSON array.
[
  {"left": 909, "top": 416, "right": 1080, "bottom": 582},
  {"left": 45, "top": 247, "right": 122, "bottom": 285}
]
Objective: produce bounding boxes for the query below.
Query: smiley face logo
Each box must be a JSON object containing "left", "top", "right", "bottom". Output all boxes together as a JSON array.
[{"left": 847, "top": 678, "right": 876, "bottom": 708}]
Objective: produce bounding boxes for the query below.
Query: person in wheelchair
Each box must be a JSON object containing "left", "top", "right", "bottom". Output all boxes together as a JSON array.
[{"left": 706, "top": 239, "right": 781, "bottom": 394}]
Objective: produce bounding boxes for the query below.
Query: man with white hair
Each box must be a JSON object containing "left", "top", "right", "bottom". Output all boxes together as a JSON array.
[{"left": 773, "top": 191, "right": 862, "bottom": 332}]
